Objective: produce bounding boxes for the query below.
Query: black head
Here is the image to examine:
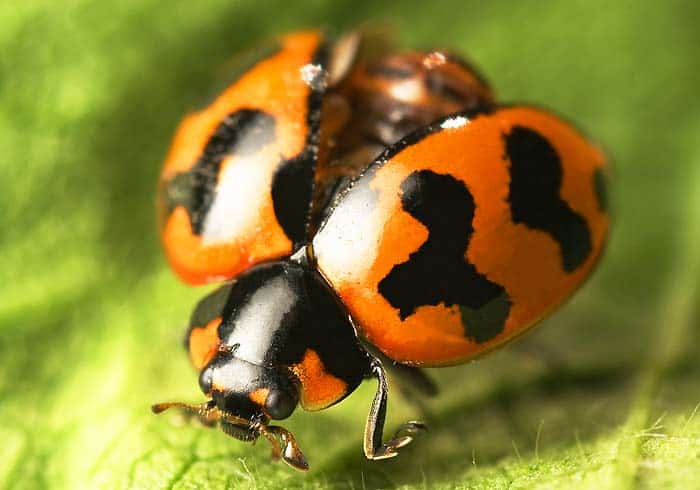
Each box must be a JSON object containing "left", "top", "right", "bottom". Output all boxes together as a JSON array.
[
  {"left": 152, "top": 350, "right": 307, "bottom": 470},
  {"left": 198, "top": 353, "right": 299, "bottom": 440}
]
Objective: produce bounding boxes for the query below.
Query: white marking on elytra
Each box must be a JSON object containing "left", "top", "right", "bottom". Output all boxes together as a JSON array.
[{"left": 201, "top": 152, "right": 269, "bottom": 244}]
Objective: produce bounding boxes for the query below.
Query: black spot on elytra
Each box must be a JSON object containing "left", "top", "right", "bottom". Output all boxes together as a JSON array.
[
  {"left": 164, "top": 109, "right": 276, "bottom": 234},
  {"left": 271, "top": 42, "right": 329, "bottom": 246},
  {"left": 505, "top": 126, "right": 592, "bottom": 272},
  {"left": 593, "top": 167, "right": 608, "bottom": 212},
  {"left": 378, "top": 170, "right": 510, "bottom": 343},
  {"left": 459, "top": 291, "right": 511, "bottom": 343},
  {"left": 272, "top": 150, "right": 317, "bottom": 246}
]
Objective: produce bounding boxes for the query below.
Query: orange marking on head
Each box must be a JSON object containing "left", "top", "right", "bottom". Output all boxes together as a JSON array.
[
  {"left": 290, "top": 349, "right": 347, "bottom": 411},
  {"left": 188, "top": 317, "right": 222, "bottom": 370},
  {"left": 249, "top": 388, "right": 270, "bottom": 407}
]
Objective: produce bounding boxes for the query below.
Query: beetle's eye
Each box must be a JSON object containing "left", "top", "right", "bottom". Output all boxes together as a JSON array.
[
  {"left": 264, "top": 389, "right": 298, "bottom": 420},
  {"left": 198, "top": 366, "right": 213, "bottom": 394}
]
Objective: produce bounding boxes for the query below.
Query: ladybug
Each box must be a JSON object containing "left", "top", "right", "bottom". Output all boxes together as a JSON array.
[{"left": 153, "top": 29, "right": 609, "bottom": 471}]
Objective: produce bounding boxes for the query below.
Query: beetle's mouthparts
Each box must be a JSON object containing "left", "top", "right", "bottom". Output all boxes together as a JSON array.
[{"left": 151, "top": 400, "right": 308, "bottom": 471}]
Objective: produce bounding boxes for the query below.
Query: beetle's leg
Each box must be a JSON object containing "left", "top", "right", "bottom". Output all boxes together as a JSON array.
[
  {"left": 387, "top": 362, "right": 438, "bottom": 398},
  {"left": 264, "top": 425, "right": 309, "bottom": 471},
  {"left": 386, "top": 363, "right": 436, "bottom": 421},
  {"left": 364, "top": 358, "right": 427, "bottom": 460},
  {"left": 362, "top": 342, "right": 437, "bottom": 413}
]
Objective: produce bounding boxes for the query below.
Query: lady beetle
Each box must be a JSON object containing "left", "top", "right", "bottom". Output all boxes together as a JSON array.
[{"left": 153, "top": 29, "right": 609, "bottom": 471}]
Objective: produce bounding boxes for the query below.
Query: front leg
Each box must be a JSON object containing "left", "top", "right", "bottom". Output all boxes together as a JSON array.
[
  {"left": 363, "top": 357, "right": 427, "bottom": 460},
  {"left": 361, "top": 341, "right": 437, "bottom": 418}
]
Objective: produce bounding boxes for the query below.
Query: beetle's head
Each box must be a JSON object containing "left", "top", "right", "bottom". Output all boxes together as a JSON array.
[
  {"left": 200, "top": 353, "right": 299, "bottom": 439},
  {"left": 152, "top": 354, "right": 307, "bottom": 470}
]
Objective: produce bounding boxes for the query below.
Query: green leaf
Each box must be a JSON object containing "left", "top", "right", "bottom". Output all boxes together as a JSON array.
[{"left": 2, "top": 1, "right": 698, "bottom": 488}]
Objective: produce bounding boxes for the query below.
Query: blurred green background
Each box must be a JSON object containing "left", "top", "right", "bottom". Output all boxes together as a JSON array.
[{"left": 1, "top": 1, "right": 699, "bottom": 488}]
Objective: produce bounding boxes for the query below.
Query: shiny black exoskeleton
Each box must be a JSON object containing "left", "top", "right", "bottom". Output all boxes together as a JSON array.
[
  {"left": 154, "top": 249, "right": 428, "bottom": 470},
  {"left": 198, "top": 257, "right": 371, "bottom": 429}
]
